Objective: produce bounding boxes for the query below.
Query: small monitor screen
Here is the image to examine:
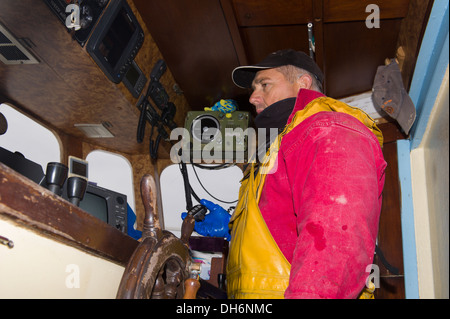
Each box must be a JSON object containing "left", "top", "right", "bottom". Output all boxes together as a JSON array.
[
  {"left": 72, "top": 160, "right": 87, "bottom": 178},
  {"left": 125, "top": 63, "right": 140, "bottom": 86},
  {"left": 69, "top": 156, "right": 88, "bottom": 180},
  {"left": 79, "top": 192, "right": 108, "bottom": 223},
  {"left": 98, "top": 7, "right": 136, "bottom": 68}
]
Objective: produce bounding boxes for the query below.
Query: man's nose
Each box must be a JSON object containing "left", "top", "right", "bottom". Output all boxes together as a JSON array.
[{"left": 249, "top": 90, "right": 260, "bottom": 106}]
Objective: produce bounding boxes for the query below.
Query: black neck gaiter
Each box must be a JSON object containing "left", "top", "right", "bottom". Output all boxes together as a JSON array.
[{"left": 254, "top": 97, "right": 296, "bottom": 150}]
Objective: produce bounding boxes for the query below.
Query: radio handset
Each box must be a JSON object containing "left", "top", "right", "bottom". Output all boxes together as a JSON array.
[
  {"left": 148, "top": 59, "right": 169, "bottom": 110},
  {"left": 136, "top": 95, "right": 147, "bottom": 143},
  {"left": 150, "top": 59, "right": 166, "bottom": 81},
  {"left": 136, "top": 59, "right": 164, "bottom": 143},
  {"left": 148, "top": 81, "right": 169, "bottom": 111},
  {"left": 136, "top": 59, "right": 176, "bottom": 159}
]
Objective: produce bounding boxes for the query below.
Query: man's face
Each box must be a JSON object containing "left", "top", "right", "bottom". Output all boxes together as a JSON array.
[{"left": 249, "top": 68, "right": 302, "bottom": 114}]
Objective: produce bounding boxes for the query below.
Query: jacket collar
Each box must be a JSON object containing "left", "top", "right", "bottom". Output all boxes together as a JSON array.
[
  {"left": 286, "top": 89, "right": 325, "bottom": 125},
  {"left": 254, "top": 89, "right": 325, "bottom": 131}
]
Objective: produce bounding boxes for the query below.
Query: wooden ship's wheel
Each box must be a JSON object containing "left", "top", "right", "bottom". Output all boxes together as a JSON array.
[{"left": 116, "top": 174, "right": 200, "bottom": 299}]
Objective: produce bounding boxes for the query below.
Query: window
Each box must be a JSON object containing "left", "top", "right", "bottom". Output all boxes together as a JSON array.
[
  {"left": 0, "top": 103, "right": 60, "bottom": 169},
  {"left": 85, "top": 150, "right": 135, "bottom": 213},
  {"left": 160, "top": 163, "right": 242, "bottom": 237}
]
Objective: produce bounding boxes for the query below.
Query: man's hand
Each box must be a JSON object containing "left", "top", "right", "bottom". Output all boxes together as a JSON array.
[{"left": 181, "top": 199, "right": 231, "bottom": 240}]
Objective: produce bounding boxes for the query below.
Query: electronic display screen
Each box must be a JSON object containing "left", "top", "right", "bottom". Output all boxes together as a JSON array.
[
  {"left": 69, "top": 156, "right": 88, "bottom": 180},
  {"left": 98, "top": 7, "right": 136, "bottom": 68},
  {"left": 71, "top": 160, "right": 87, "bottom": 178},
  {"left": 125, "top": 63, "right": 140, "bottom": 86},
  {"left": 79, "top": 192, "right": 108, "bottom": 223}
]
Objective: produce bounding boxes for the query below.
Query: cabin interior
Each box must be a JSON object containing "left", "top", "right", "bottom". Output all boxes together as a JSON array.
[{"left": 0, "top": 0, "right": 448, "bottom": 299}]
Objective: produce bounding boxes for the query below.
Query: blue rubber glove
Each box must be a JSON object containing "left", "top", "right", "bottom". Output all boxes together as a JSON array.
[{"left": 181, "top": 199, "right": 231, "bottom": 241}]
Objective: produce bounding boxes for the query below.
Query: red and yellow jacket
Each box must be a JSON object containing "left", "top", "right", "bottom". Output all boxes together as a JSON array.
[{"left": 227, "top": 89, "right": 386, "bottom": 299}]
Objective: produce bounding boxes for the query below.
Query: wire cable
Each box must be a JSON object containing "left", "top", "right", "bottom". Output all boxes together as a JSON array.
[{"left": 191, "top": 163, "right": 238, "bottom": 204}]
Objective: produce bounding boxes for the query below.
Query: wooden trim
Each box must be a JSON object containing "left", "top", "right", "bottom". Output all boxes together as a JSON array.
[
  {"left": 322, "top": 0, "right": 410, "bottom": 23},
  {"left": 312, "top": 0, "right": 325, "bottom": 86},
  {"left": 0, "top": 163, "right": 138, "bottom": 266},
  {"left": 396, "top": 0, "right": 434, "bottom": 91},
  {"left": 220, "top": 0, "right": 249, "bottom": 66},
  {"left": 374, "top": 141, "right": 405, "bottom": 298},
  {"left": 230, "top": 0, "right": 313, "bottom": 27}
]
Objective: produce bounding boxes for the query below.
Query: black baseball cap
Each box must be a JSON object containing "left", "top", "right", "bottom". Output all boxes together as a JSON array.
[{"left": 232, "top": 49, "right": 324, "bottom": 89}]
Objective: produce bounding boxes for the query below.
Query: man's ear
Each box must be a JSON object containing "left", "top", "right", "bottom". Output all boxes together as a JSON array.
[{"left": 297, "top": 74, "right": 313, "bottom": 90}]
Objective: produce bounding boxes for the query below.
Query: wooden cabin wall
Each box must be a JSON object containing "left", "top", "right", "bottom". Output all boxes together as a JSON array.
[
  {"left": 132, "top": 0, "right": 252, "bottom": 111},
  {"left": 0, "top": 0, "right": 191, "bottom": 156},
  {"left": 1, "top": 0, "right": 194, "bottom": 229},
  {"left": 1, "top": 97, "right": 173, "bottom": 233},
  {"left": 396, "top": 0, "right": 434, "bottom": 91}
]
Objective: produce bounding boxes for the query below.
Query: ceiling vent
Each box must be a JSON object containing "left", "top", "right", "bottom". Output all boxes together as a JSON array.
[
  {"left": 75, "top": 123, "right": 115, "bottom": 138},
  {"left": 0, "top": 23, "right": 39, "bottom": 65}
]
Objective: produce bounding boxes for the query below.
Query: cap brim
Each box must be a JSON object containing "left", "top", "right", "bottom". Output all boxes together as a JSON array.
[
  {"left": 232, "top": 66, "right": 271, "bottom": 89},
  {"left": 395, "top": 94, "right": 416, "bottom": 134}
]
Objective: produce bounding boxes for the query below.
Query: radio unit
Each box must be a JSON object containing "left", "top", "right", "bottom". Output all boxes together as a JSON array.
[{"left": 184, "top": 111, "right": 250, "bottom": 162}]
